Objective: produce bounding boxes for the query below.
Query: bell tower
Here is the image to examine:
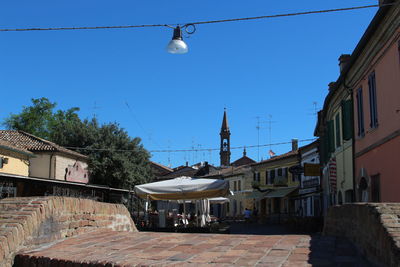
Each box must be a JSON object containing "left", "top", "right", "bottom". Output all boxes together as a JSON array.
[{"left": 220, "top": 108, "right": 231, "bottom": 166}]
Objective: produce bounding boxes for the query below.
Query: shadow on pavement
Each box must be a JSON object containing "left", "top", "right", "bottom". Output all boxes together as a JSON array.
[{"left": 229, "top": 222, "right": 372, "bottom": 266}]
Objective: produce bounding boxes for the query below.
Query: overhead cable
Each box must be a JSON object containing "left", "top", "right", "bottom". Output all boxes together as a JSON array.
[
  {"left": 0, "top": 4, "right": 394, "bottom": 32},
  {"left": 64, "top": 138, "right": 317, "bottom": 153}
]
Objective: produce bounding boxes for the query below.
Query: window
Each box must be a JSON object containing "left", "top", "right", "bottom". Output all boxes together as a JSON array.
[
  {"left": 335, "top": 113, "right": 341, "bottom": 148},
  {"left": 253, "top": 172, "right": 260, "bottom": 182},
  {"left": 341, "top": 99, "right": 353, "bottom": 141},
  {"left": 277, "top": 168, "right": 282, "bottom": 176},
  {"left": 234, "top": 181, "right": 237, "bottom": 191},
  {"left": 292, "top": 173, "right": 299, "bottom": 182},
  {"left": 368, "top": 71, "right": 378, "bottom": 128},
  {"left": 371, "top": 174, "right": 381, "bottom": 202},
  {"left": 265, "top": 171, "right": 269, "bottom": 184},
  {"left": 270, "top": 170, "right": 275, "bottom": 184},
  {"left": 284, "top": 168, "right": 288, "bottom": 178},
  {"left": 238, "top": 180, "right": 241, "bottom": 191},
  {"left": 356, "top": 87, "right": 365, "bottom": 137}
]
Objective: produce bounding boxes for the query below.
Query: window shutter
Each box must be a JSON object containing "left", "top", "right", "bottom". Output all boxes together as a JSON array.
[
  {"left": 342, "top": 99, "right": 353, "bottom": 140},
  {"left": 335, "top": 114, "right": 341, "bottom": 148},
  {"left": 265, "top": 171, "right": 269, "bottom": 184},
  {"left": 368, "top": 72, "right": 378, "bottom": 128},
  {"left": 270, "top": 169, "right": 275, "bottom": 184},
  {"left": 327, "top": 120, "right": 335, "bottom": 153},
  {"left": 356, "top": 87, "right": 365, "bottom": 136}
]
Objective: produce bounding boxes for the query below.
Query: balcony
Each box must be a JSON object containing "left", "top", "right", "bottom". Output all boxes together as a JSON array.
[
  {"left": 273, "top": 176, "right": 288, "bottom": 187},
  {"left": 302, "top": 178, "right": 319, "bottom": 188}
]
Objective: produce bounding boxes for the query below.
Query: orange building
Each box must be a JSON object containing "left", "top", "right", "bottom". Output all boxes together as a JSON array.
[{"left": 350, "top": 2, "right": 400, "bottom": 202}]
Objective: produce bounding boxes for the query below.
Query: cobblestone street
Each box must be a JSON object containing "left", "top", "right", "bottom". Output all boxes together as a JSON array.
[{"left": 16, "top": 228, "right": 371, "bottom": 266}]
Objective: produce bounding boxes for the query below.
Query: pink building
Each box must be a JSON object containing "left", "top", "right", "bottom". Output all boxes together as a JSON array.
[{"left": 350, "top": 2, "right": 400, "bottom": 202}]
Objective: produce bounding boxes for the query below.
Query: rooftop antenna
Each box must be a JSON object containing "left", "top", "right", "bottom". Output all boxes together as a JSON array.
[
  {"left": 256, "top": 116, "right": 260, "bottom": 161},
  {"left": 267, "top": 114, "right": 277, "bottom": 158},
  {"left": 92, "top": 101, "right": 101, "bottom": 119},
  {"left": 191, "top": 137, "right": 195, "bottom": 164},
  {"left": 255, "top": 116, "right": 267, "bottom": 161},
  {"left": 307, "top": 101, "right": 320, "bottom": 124},
  {"left": 167, "top": 139, "right": 171, "bottom": 167}
]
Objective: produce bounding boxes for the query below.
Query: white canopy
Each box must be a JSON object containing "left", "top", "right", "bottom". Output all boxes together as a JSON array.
[
  {"left": 134, "top": 176, "right": 229, "bottom": 201},
  {"left": 208, "top": 197, "right": 230, "bottom": 204}
]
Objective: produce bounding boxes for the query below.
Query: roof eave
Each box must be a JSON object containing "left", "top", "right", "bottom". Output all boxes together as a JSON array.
[{"left": 322, "top": 3, "right": 394, "bottom": 116}]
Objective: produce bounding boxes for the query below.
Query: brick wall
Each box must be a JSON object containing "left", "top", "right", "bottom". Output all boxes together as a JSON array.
[
  {"left": 324, "top": 203, "right": 400, "bottom": 267},
  {"left": 0, "top": 197, "right": 136, "bottom": 267}
]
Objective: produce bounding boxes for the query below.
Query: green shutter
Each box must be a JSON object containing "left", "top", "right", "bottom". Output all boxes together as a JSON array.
[
  {"left": 342, "top": 99, "right": 353, "bottom": 140},
  {"left": 328, "top": 120, "right": 335, "bottom": 153},
  {"left": 319, "top": 136, "right": 325, "bottom": 163},
  {"left": 335, "top": 114, "right": 341, "bottom": 148}
]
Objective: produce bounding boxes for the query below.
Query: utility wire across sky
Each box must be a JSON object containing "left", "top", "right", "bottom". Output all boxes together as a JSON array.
[
  {"left": 64, "top": 138, "right": 316, "bottom": 153},
  {"left": 0, "top": 3, "right": 394, "bottom": 32}
]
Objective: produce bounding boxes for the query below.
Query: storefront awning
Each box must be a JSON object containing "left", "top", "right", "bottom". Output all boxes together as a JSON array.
[
  {"left": 265, "top": 187, "right": 298, "bottom": 198},
  {"left": 245, "top": 190, "right": 268, "bottom": 199}
]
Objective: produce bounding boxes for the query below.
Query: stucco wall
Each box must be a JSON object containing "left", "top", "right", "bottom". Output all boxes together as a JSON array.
[
  {"left": 0, "top": 149, "right": 29, "bottom": 176},
  {"left": 355, "top": 136, "right": 400, "bottom": 202},
  {"left": 335, "top": 143, "right": 353, "bottom": 203},
  {"left": 54, "top": 154, "right": 88, "bottom": 182},
  {"left": 29, "top": 153, "right": 52, "bottom": 179},
  {"left": 353, "top": 32, "right": 400, "bottom": 154}
]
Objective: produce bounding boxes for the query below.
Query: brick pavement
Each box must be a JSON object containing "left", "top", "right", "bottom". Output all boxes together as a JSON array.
[{"left": 15, "top": 230, "right": 371, "bottom": 267}]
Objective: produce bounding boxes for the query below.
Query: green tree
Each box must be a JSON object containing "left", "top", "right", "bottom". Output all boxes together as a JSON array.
[
  {"left": 3, "top": 98, "right": 152, "bottom": 189},
  {"left": 3, "top": 98, "right": 56, "bottom": 140}
]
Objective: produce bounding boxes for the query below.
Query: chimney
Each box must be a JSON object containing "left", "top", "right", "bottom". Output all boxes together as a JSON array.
[
  {"left": 291, "top": 139, "right": 298, "bottom": 151},
  {"left": 338, "top": 54, "right": 351, "bottom": 73},
  {"left": 185, "top": 161, "right": 188, "bottom": 167}
]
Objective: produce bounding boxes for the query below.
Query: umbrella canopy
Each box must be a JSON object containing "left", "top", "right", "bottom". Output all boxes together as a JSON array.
[
  {"left": 134, "top": 176, "right": 230, "bottom": 201},
  {"left": 208, "top": 197, "right": 230, "bottom": 204}
]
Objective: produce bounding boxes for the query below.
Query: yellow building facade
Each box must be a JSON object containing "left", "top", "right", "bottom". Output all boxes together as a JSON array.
[
  {"left": 251, "top": 150, "right": 300, "bottom": 220},
  {"left": 0, "top": 141, "right": 33, "bottom": 176}
]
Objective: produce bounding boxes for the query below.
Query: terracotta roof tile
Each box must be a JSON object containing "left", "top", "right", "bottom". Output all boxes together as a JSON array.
[
  {"left": 231, "top": 156, "right": 256, "bottom": 167},
  {"left": 0, "top": 130, "right": 87, "bottom": 159},
  {"left": 0, "top": 139, "right": 34, "bottom": 156},
  {"left": 252, "top": 150, "right": 299, "bottom": 166}
]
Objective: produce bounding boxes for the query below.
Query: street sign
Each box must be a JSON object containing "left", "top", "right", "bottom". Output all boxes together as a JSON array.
[
  {"left": 288, "top": 165, "right": 304, "bottom": 175},
  {"left": 304, "top": 163, "right": 321, "bottom": 176}
]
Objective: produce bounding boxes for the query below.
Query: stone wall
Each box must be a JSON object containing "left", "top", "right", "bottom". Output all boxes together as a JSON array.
[
  {"left": 324, "top": 203, "right": 400, "bottom": 267},
  {"left": 0, "top": 197, "right": 136, "bottom": 267}
]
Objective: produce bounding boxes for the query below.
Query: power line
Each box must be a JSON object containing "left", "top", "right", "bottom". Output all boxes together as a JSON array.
[
  {"left": 64, "top": 138, "right": 316, "bottom": 153},
  {"left": 0, "top": 4, "right": 393, "bottom": 32}
]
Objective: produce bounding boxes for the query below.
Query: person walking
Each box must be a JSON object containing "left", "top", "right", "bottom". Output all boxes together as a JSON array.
[{"left": 244, "top": 208, "right": 251, "bottom": 223}]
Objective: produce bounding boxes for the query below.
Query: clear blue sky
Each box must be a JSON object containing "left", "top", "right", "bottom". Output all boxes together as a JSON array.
[{"left": 0, "top": 0, "right": 377, "bottom": 167}]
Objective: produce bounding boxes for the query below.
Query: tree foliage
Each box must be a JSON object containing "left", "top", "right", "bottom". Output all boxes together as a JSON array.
[{"left": 3, "top": 97, "right": 152, "bottom": 189}]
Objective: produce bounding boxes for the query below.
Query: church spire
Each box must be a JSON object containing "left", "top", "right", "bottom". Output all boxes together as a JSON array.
[
  {"left": 220, "top": 108, "right": 231, "bottom": 166},
  {"left": 221, "top": 108, "right": 229, "bottom": 131}
]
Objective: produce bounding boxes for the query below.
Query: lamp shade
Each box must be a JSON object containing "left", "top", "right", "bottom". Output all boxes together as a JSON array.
[
  {"left": 166, "top": 39, "right": 188, "bottom": 54},
  {"left": 166, "top": 26, "right": 188, "bottom": 54}
]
